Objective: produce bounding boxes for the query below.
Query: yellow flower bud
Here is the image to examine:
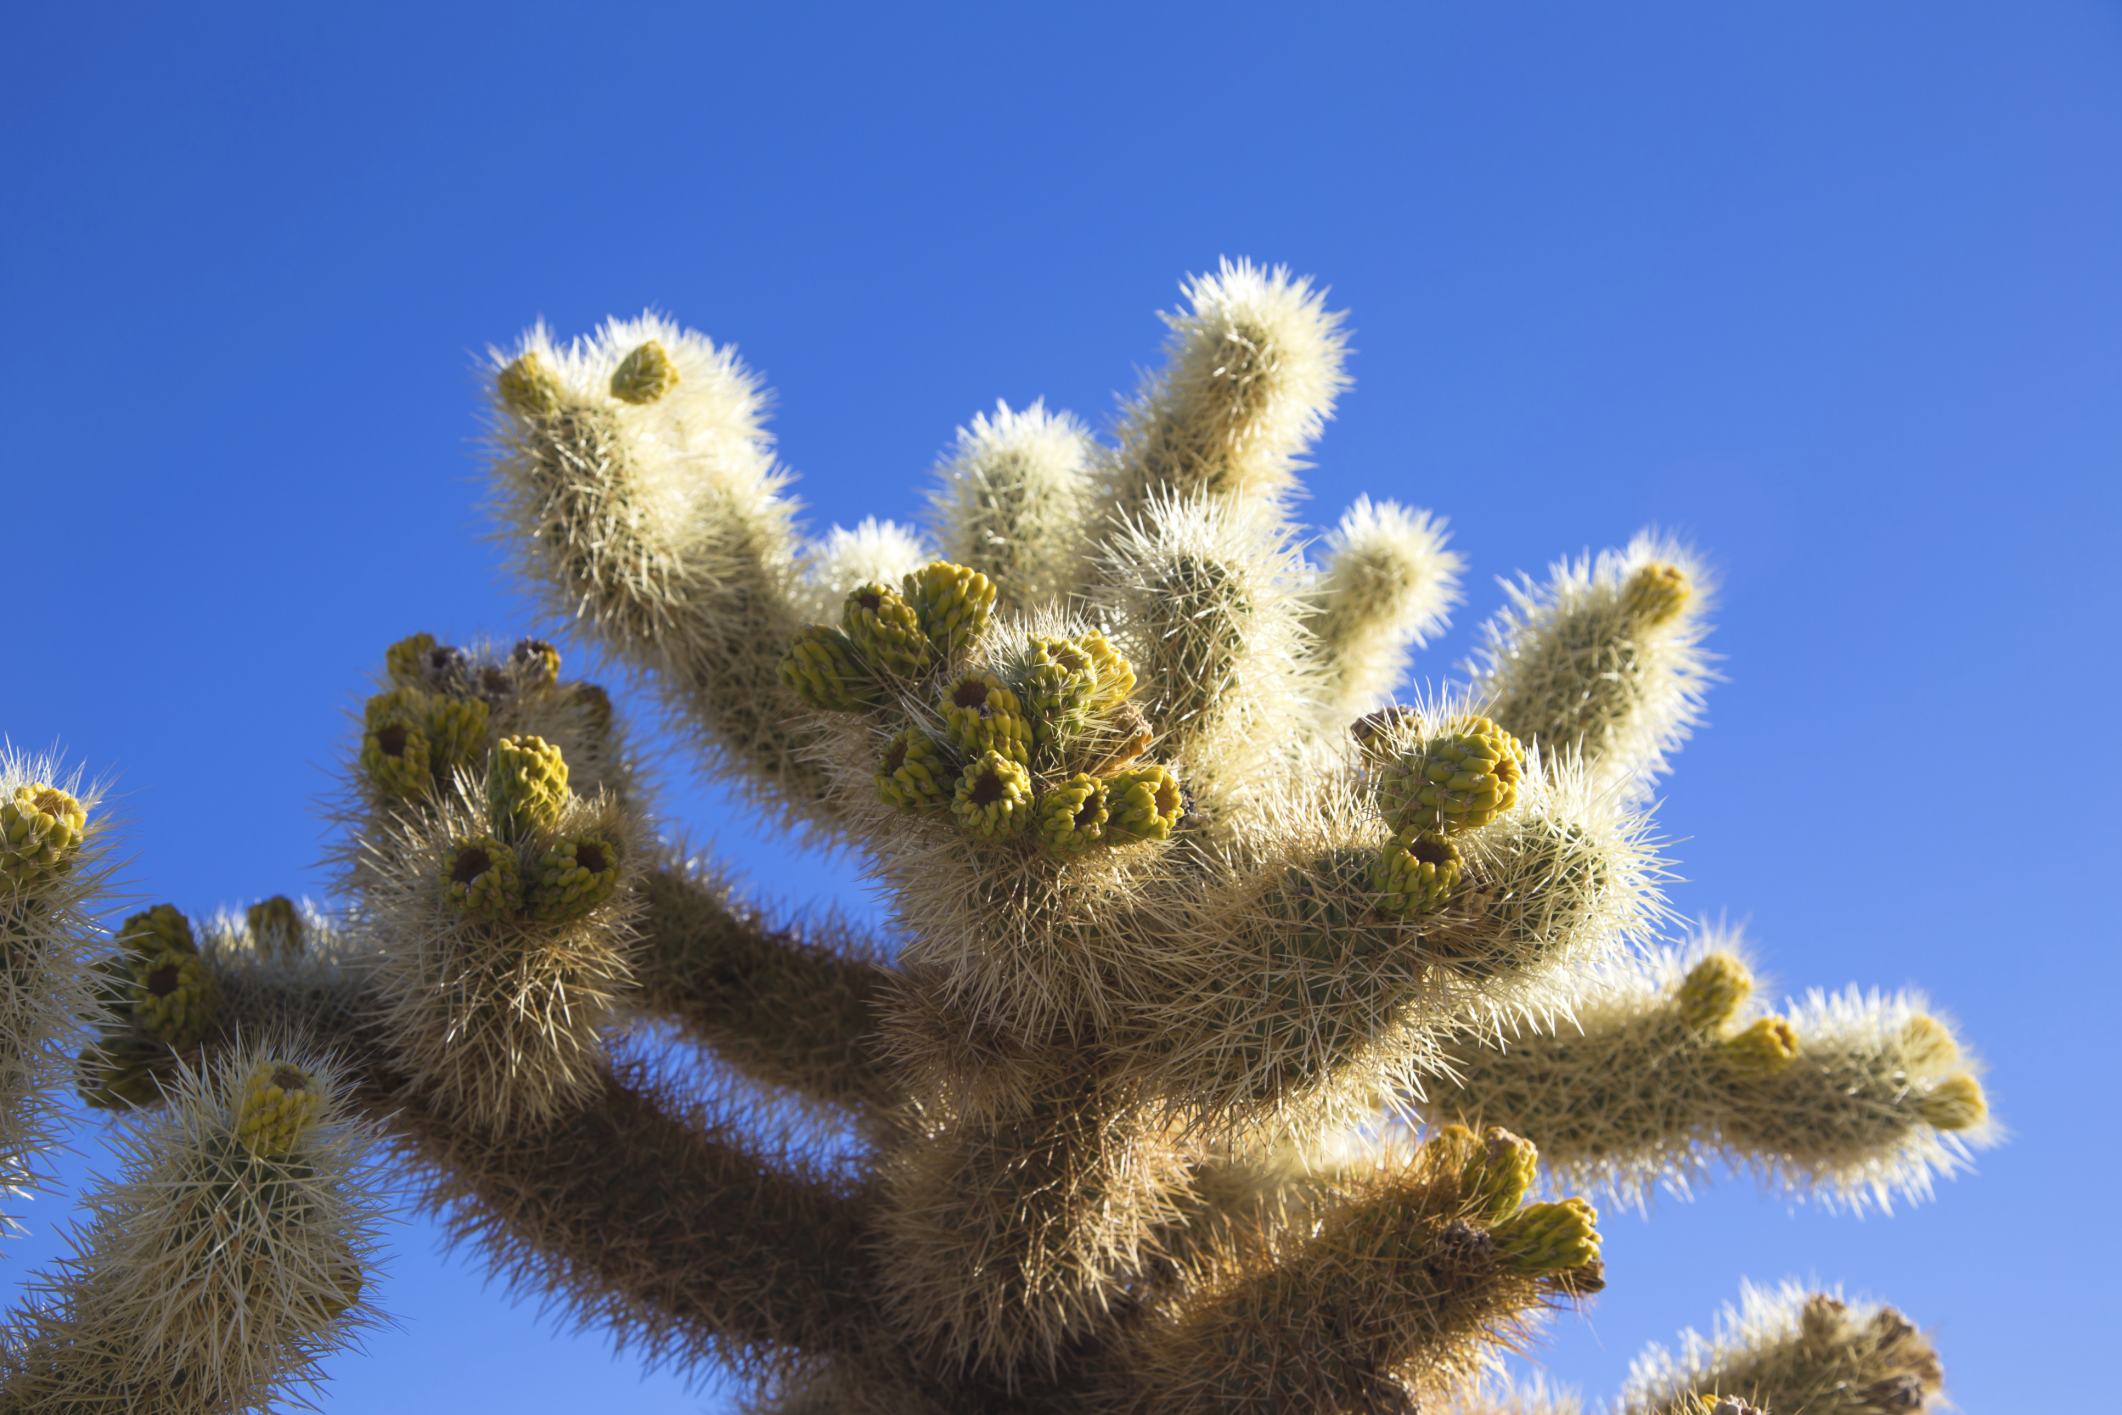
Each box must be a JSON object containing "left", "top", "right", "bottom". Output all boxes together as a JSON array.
[
  {"left": 1492, "top": 1196, "right": 1601, "bottom": 1274},
  {"left": 876, "top": 731, "right": 952, "bottom": 815},
  {"left": 245, "top": 896, "right": 305, "bottom": 958},
  {"left": 511, "top": 637, "right": 562, "bottom": 689},
  {"left": 1676, "top": 953, "right": 1753, "bottom": 1031},
  {"left": 117, "top": 903, "right": 197, "bottom": 959},
  {"left": 951, "top": 751, "right": 1034, "bottom": 841},
  {"left": 424, "top": 693, "right": 491, "bottom": 773},
  {"left": 842, "top": 582, "right": 934, "bottom": 678},
  {"left": 1721, "top": 1015, "right": 1800, "bottom": 1076},
  {"left": 1897, "top": 1014, "right": 1960, "bottom": 1070},
  {"left": 486, "top": 734, "right": 570, "bottom": 840},
  {"left": 1461, "top": 1126, "right": 1541, "bottom": 1222},
  {"left": 0, "top": 782, "right": 88, "bottom": 888},
  {"left": 1104, "top": 763, "right": 1184, "bottom": 844},
  {"left": 527, "top": 832, "right": 622, "bottom": 922},
  {"left": 1621, "top": 561, "right": 1691, "bottom": 627},
  {"left": 1037, "top": 773, "right": 1109, "bottom": 856},
  {"left": 498, "top": 349, "right": 565, "bottom": 417},
  {"left": 609, "top": 339, "right": 680, "bottom": 404},
  {"left": 1916, "top": 1072, "right": 1986, "bottom": 1130},
  {"left": 1378, "top": 715, "right": 1526, "bottom": 835},
  {"left": 1076, "top": 629, "right": 1136, "bottom": 707},
  {"left": 130, "top": 947, "right": 221, "bottom": 1050},
  {"left": 235, "top": 1059, "right": 323, "bottom": 1157},
  {"left": 1371, "top": 831, "right": 1461, "bottom": 916},
  {"left": 778, "top": 625, "right": 883, "bottom": 712},
  {"left": 939, "top": 671, "right": 1033, "bottom": 766},
  {"left": 385, "top": 632, "right": 437, "bottom": 687},
  {"left": 440, "top": 835, "right": 524, "bottom": 921},
  {"left": 904, "top": 560, "right": 996, "bottom": 659}
]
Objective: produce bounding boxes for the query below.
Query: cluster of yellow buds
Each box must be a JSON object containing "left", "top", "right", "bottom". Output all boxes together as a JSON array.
[
  {"left": 113, "top": 904, "right": 221, "bottom": 1051},
  {"left": 1364, "top": 713, "right": 1529, "bottom": 919},
  {"left": 1, "top": 781, "right": 88, "bottom": 889},
  {"left": 235, "top": 1059, "right": 324, "bottom": 1158},
  {"left": 529, "top": 833, "right": 622, "bottom": 922},
  {"left": 779, "top": 563, "right": 1000, "bottom": 713},
  {"left": 360, "top": 685, "right": 493, "bottom": 801},
  {"left": 1427, "top": 1124, "right": 1540, "bottom": 1222},
  {"left": 440, "top": 835, "right": 524, "bottom": 921},
  {"left": 1491, "top": 1196, "right": 1602, "bottom": 1275}
]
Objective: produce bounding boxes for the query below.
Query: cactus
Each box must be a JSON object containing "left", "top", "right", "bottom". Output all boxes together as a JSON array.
[{"left": 0, "top": 262, "right": 1997, "bottom": 1413}]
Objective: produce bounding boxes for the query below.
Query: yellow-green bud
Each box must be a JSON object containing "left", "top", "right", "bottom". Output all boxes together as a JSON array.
[
  {"left": 1, "top": 783, "right": 88, "bottom": 888},
  {"left": 1023, "top": 636, "right": 1098, "bottom": 749},
  {"left": 609, "top": 339, "right": 680, "bottom": 404},
  {"left": 1898, "top": 1014, "right": 1960, "bottom": 1070},
  {"left": 876, "top": 731, "right": 953, "bottom": 815},
  {"left": 951, "top": 751, "right": 1035, "bottom": 841},
  {"left": 1037, "top": 773, "right": 1109, "bottom": 856},
  {"left": 498, "top": 349, "right": 565, "bottom": 417},
  {"left": 511, "top": 637, "right": 562, "bottom": 689},
  {"left": 235, "top": 1059, "right": 323, "bottom": 1158},
  {"left": 362, "top": 687, "right": 435, "bottom": 799},
  {"left": 1371, "top": 830, "right": 1461, "bottom": 916},
  {"left": 77, "top": 1034, "right": 168, "bottom": 1110},
  {"left": 1461, "top": 1126, "right": 1541, "bottom": 1221},
  {"left": 1104, "top": 763, "right": 1184, "bottom": 844},
  {"left": 904, "top": 561, "right": 996, "bottom": 659},
  {"left": 245, "top": 896, "right": 304, "bottom": 957},
  {"left": 1621, "top": 561, "right": 1691, "bottom": 627},
  {"left": 440, "top": 835, "right": 524, "bottom": 921},
  {"left": 939, "top": 672, "right": 1033, "bottom": 766},
  {"left": 1916, "top": 1072, "right": 1986, "bottom": 1130},
  {"left": 487, "top": 734, "right": 570, "bottom": 840},
  {"left": 1379, "top": 715, "right": 1526, "bottom": 835},
  {"left": 117, "top": 903, "right": 197, "bottom": 959},
  {"left": 842, "top": 582, "right": 934, "bottom": 678},
  {"left": 1077, "top": 629, "right": 1137, "bottom": 707},
  {"left": 425, "top": 693, "right": 491, "bottom": 773},
  {"left": 778, "top": 625, "right": 882, "bottom": 712},
  {"left": 1492, "top": 1196, "right": 1601, "bottom": 1274},
  {"left": 528, "top": 832, "right": 622, "bottom": 922},
  {"left": 385, "top": 632, "right": 437, "bottom": 687},
  {"left": 1720, "top": 1015, "right": 1800, "bottom": 1076},
  {"left": 130, "top": 947, "right": 220, "bottom": 1050},
  {"left": 1676, "top": 953, "right": 1753, "bottom": 1031}
]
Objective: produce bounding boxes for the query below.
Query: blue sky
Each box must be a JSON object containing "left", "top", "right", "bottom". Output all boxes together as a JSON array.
[{"left": 4, "top": 3, "right": 2118, "bottom": 1409}]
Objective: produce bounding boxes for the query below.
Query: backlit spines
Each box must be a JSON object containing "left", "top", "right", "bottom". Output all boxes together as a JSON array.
[
  {"left": 485, "top": 314, "right": 826, "bottom": 826},
  {"left": 1472, "top": 534, "right": 1718, "bottom": 799},
  {"left": 1424, "top": 935, "right": 1995, "bottom": 1210},
  {"left": 1100, "top": 258, "right": 1350, "bottom": 519},
  {"left": 1307, "top": 496, "right": 1465, "bottom": 723},
  {"left": 928, "top": 399, "right": 1097, "bottom": 608},
  {"left": 1618, "top": 1283, "right": 1944, "bottom": 1415}
]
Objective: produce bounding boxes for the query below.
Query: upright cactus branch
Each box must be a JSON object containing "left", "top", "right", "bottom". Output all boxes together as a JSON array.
[{"left": 7, "top": 263, "right": 1994, "bottom": 1412}]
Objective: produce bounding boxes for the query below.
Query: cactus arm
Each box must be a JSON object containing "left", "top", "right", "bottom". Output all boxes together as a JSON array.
[
  {"left": 633, "top": 852, "right": 900, "bottom": 1114},
  {"left": 1616, "top": 1282, "right": 1943, "bottom": 1415},
  {"left": 1420, "top": 940, "right": 1993, "bottom": 1210},
  {"left": 1096, "top": 258, "right": 1350, "bottom": 524},
  {"left": 384, "top": 1058, "right": 878, "bottom": 1369},
  {"left": 927, "top": 400, "right": 1098, "bottom": 612},
  {"left": 1469, "top": 534, "right": 1717, "bottom": 799},
  {"left": 1304, "top": 496, "right": 1465, "bottom": 726},
  {"left": 2, "top": 1043, "right": 384, "bottom": 1411},
  {"left": 1123, "top": 1136, "right": 1603, "bottom": 1415},
  {"left": 485, "top": 318, "right": 840, "bottom": 828}
]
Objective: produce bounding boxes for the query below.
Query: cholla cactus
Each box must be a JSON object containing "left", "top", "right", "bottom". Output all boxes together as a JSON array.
[{"left": 0, "top": 260, "right": 1997, "bottom": 1412}]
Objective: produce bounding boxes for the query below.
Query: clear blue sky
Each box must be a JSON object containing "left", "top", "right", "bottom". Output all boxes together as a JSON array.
[{"left": 4, "top": 3, "right": 2117, "bottom": 1410}]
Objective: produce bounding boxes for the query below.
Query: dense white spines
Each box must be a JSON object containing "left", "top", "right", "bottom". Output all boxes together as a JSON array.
[
  {"left": 929, "top": 401, "right": 1097, "bottom": 609},
  {"left": 1306, "top": 496, "right": 1465, "bottom": 724},
  {"left": 486, "top": 313, "right": 825, "bottom": 821},
  {"left": 1101, "top": 259, "right": 1351, "bottom": 519},
  {"left": 799, "top": 518, "right": 933, "bottom": 623},
  {"left": 1471, "top": 533, "right": 1717, "bottom": 799},
  {"left": 0, "top": 1041, "right": 385, "bottom": 1411},
  {"left": 1424, "top": 929, "right": 1994, "bottom": 1212},
  {"left": 1091, "top": 492, "right": 1318, "bottom": 814},
  {"left": 1618, "top": 1282, "right": 1943, "bottom": 1415}
]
